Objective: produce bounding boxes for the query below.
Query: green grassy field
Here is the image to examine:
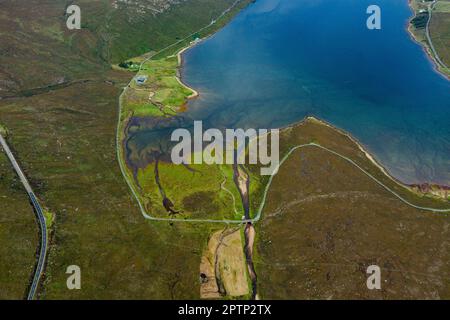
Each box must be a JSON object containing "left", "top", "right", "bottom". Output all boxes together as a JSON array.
[
  {"left": 409, "top": 0, "right": 450, "bottom": 75},
  {"left": 136, "top": 160, "right": 244, "bottom": 220},
  {"left": 0, "top": 151, "right": 38, "bottom": 299},
  {"left": 121, "top": 55, "right": 194, "bottom": 117},
  {"left": 436, "top": 0, "right": 450, "bottom": 12},
  {"left": 249, "top": 118, "right": 450, "bottom": 217},
  {"left": 2, "top": 0, "right": 448, "bottom": 300},
  {"left": 0, "top": 124, "right": 7, "bottom": 136},
  {"left": 117, "top": 0, "right": 256, "bottom": 221},
  {"left": 0, "top": 75, "right": 229, "bottom": 299},
  {"left": 254, "top": 119, "right": 450, "bottom": 299},
  {"left": 0, "top": 0, "right": 253, "bottom": 299},
  {"left": 0, "top": 0, "right": 249, "bottom": 95},
  {"left": 430, "top": 1, "right": 450, "bottom": 69}
]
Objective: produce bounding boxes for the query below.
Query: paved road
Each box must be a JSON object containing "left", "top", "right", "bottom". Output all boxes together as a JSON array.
[
  {"left": 115, "top": 0, "right": 251, "bottom": 224},
  {"left": 254, "top": 143, "right": 450, "bottom": 222},
  {"left": 0, "top": 133, "right": 48, "bottom": 300},
  {"left": 116, "top": 0, "right": 450, "bottom": 224},
  {"left": 425, "top": 1, "right": 448, "bottom": 69},
  {"left": 118, "top": 139, "right": 450, "bottom": 224}
]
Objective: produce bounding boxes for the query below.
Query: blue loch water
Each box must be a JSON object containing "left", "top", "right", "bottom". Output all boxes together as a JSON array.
[
  {"left": 127, "top": 0, "right": 450, "bottom": 184},
  {"left": 177, "top": 0, "right": 450, "bottom": 185}
]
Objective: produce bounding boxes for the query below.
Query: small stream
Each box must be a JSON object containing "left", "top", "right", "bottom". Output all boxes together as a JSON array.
[{"left": 233, "top": 162, "right": 258, "bottom": 299}]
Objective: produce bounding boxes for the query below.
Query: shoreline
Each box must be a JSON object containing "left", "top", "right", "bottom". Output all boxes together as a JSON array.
[
  {"left": 173, "top": 25, "right": 227, "bottom": 101},
  {"left": 406, "top": 0, "right": 450, "bottom": 80},
  {"left": 173, "top": 0, "right": 450, "bottom": 191},
  {"left": 115, "top": 0, "right": 260, "bottom": 224},
  {"left": 117, "top": 0, "right": 449, "bottom": 225},
  {"left": 171, "top": 0, "right": 252, "bottom": 102},
  {"left": 299, "top": 117, "right": 450, "bottom": 197},
  {"left": 174, "top": 42, "right": 200, "bottom": 99},
  {"left": 253, "top": 118, "right": 450, "bottom": 225}
]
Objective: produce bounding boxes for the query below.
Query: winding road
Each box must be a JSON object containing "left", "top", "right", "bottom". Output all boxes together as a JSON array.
[
  {"left": 253, "top": 143, "right": 450, "bottom": 222},
  {"left": 425, "top": 0, "right": 448, "bottom": 70},
  {"left": 118, "top": 139, "right": 450, "bottom": 225},
  {"left": 0, "top": 133, "right": 48, "bottom": 300},
  {"left": 115, "top": 0, "right": 450, "bottom": 224},
  {"left": 115, "top": 0, "right": 250, "bottom": 224}
]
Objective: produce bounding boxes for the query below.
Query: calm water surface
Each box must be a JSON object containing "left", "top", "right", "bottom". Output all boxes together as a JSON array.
[{"left": 132, "top": 0, "right": 450, "bottom": 185}]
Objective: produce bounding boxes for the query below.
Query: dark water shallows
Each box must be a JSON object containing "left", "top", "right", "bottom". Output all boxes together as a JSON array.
[
  {"left": 127, "top": 0, "right": 450, "bottom": 185},
  {"left": 177, "top": 0, "right": 450, "bottom": 185}
]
